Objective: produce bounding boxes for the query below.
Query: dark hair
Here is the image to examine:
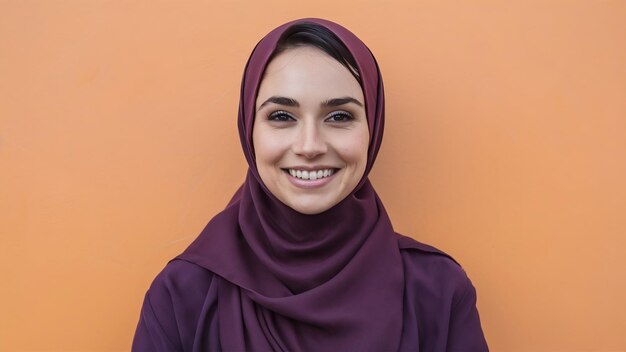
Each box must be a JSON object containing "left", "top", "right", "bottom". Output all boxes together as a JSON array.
[{"left": 270, "top": 22, "right": 361, "bottom": 84}]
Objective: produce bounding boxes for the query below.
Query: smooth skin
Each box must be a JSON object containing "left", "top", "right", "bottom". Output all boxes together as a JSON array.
[{"left": 253, "top": 46, "right": 369, "bottom": 215}]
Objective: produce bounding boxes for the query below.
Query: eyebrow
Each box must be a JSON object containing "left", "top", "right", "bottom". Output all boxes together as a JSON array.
[
  {"left": 321, "top": 97, "right": 364, "bottom": 108},
  {"left": 257, "top": 96, "right": 299, "bottom": 111},
  {"left": 257, "top": 96, "right": 363, "bottom": 112}
]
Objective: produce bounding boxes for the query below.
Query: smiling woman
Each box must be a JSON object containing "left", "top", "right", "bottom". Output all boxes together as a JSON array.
[{"left": 132, "top": 18, "right": 488, "bottom": 351}]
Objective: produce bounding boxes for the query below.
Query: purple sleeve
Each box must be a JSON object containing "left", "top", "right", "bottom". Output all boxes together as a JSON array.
[
  {"left": 132, "top": 290, "right": 182, "bottom": 351},
  {"left": 447, "top": 274, "right": 489, "bottom": 351},
  {"left": 131, "top": 259, "right": 219, "bottom": 352},
  {"left": 399, "top": 247, "right": 489, "bottom": 351}
]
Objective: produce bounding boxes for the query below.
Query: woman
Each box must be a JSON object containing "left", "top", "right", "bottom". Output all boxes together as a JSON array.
[{"left": 132, "top": 18, "right": 488, "bottom": 351}]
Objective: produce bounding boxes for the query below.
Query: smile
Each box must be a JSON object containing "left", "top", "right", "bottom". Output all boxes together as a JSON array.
[
  {"left": 281, "top": 168, "right": 340, "bottom": 189},
  {"left": 286, "top": 168, "right": 336, "bottom": 180}
]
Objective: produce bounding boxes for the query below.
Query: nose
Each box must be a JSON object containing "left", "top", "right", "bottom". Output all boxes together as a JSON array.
[{"left": 292, "top": 119, "right": 327, "bottom": 158}]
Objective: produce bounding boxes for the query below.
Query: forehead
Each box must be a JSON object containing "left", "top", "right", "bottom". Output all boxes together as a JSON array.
[{"left": 255, "top": 46, "right": 364, "bottom": 107}]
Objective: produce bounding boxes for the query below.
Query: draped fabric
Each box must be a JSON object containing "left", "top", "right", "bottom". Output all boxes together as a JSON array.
[
  {"left": 175, "top": 17, "right": 404, "bottom": 351},
  {"left": 133, "top": 17, "right": 489, "bottom": 351},
  {"left": 133, "top": 241, "right": 489, "bottom": 351}
]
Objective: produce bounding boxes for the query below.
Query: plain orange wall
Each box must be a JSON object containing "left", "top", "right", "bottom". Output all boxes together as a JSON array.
[{"left": 1, "top": 1, "right": 625, "bottom": 351}]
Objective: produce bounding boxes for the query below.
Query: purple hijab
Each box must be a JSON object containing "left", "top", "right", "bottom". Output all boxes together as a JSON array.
[{"left": 176, "top": 18, "right": 403, "bottom": 350}]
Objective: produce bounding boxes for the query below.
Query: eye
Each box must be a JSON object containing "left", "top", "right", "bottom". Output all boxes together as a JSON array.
[
  {"left": 268, "top": 110, "right": 295, "bottom": 122},
  {"left": 325, "top": 111, "right": 354, "bottom": 122}
]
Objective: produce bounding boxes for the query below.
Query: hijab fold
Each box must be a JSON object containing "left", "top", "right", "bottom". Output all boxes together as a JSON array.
[{"left": 176, "top": 18, "right": 405, "bottom": 351}]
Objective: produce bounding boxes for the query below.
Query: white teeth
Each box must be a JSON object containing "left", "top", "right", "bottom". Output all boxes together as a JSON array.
[{"left": 286, "top": 168, "right": 335, "bottom": 180}]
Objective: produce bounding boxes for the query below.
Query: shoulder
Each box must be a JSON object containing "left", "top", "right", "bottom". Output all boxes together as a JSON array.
[
  {"left": 395, "top": 233, "right": 489, "bottom": 350},
  {"left": 142, "top": 259, "right": 218, "bottom": 330},
  {"left": 396, "top": 232, "right": 459, "bottom": 264},
  {"left": 146, "top": 258, "right": 217, "bottom": 303},
  {"left": 144, "top": 260, "right": 218, "bottom": 344},
  {"left": 134, "top": 260, "right": 219, "bottom": 351},
  {"left": 395, "top": 232, "right": 474, "bottom": 303}
]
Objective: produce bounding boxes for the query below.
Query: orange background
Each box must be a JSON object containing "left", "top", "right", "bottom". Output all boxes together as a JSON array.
[{"left": 1, "top": 1, "right": 625, "bottom": 351}]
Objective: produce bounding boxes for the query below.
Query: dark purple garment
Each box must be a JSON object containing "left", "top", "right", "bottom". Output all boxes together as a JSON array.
[
  {"left": 132, "top": 234, "right": 487, "bottom": 351},
  {"left": 132, "top": 18, "right": 488, "bottom": 351}
]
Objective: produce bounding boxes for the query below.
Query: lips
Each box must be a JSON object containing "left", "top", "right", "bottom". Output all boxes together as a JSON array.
[
  {"left": 285, "top": 168, "right": 336, "bottom": 180},
  {"left": 281, "top": 167, "right": 340, "bottom": 188}
]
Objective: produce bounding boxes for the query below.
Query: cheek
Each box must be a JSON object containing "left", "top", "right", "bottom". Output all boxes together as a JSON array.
[
  {"left": 335, "top": 130, "right": 369, "bottom": 169},
  {"left": 253, "top": 128, "right": 286, "bottom": 167}
]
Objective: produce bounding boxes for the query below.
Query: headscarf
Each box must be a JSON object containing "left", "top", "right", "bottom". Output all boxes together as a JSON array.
[{"left": 176, "top": 18, "right": 404, "bottom": 351}]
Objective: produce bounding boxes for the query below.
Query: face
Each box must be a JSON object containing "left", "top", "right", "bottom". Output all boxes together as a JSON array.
[{"left": 253, "top": 46, "right": 369, "bottom": 215}]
